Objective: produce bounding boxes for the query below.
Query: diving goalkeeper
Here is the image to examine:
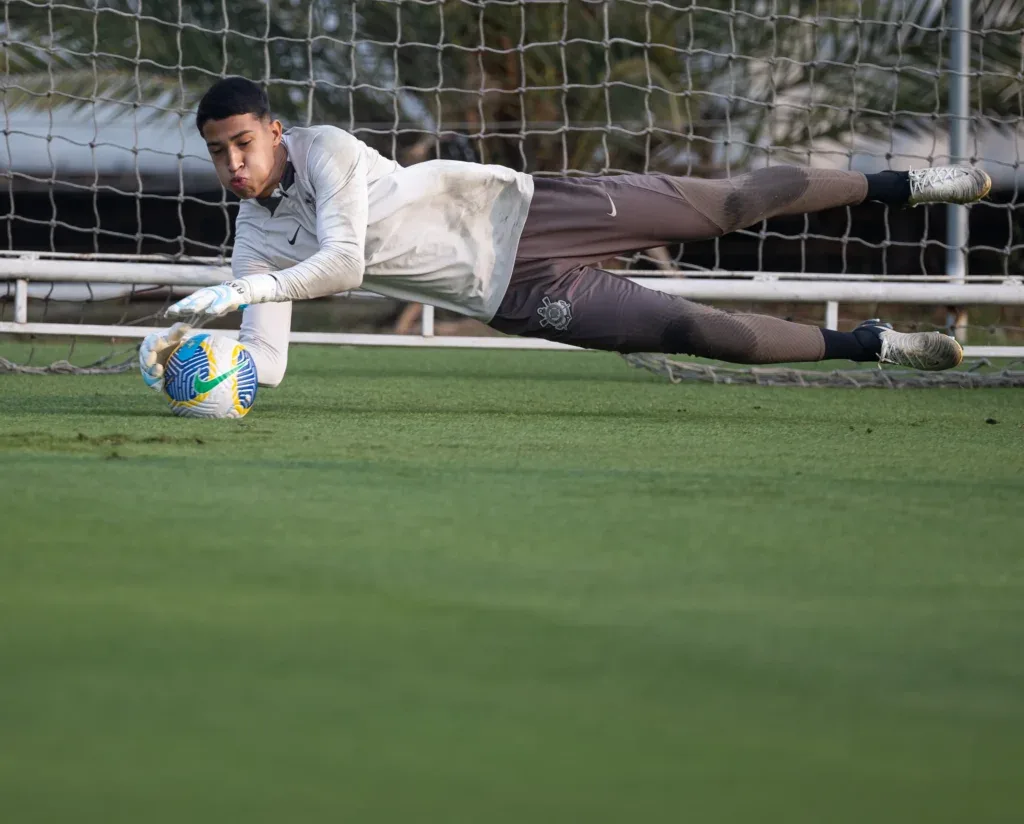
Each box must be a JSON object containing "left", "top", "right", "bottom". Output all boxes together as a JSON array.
[{"left": 142, "top": 77, "right": 992, "bottom": 390}]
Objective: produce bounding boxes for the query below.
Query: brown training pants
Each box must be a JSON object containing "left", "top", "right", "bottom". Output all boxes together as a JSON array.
[{"left": 489, "top": 168, "right": 868, "bottom": 363}]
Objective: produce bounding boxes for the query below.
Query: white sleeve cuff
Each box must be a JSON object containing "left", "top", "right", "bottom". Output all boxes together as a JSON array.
[{"left": 235, "top": 273, "right": 282, "bottom": 305}]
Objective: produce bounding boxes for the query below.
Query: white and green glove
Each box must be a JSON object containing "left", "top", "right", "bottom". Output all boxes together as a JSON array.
[{"left": 138, "top": 322, "right": 193, "bottom": 392}]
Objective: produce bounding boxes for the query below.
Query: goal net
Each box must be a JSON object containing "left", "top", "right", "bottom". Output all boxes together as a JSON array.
[{"left": 2, "top": 0, "right": 1023, "bottom": 386}]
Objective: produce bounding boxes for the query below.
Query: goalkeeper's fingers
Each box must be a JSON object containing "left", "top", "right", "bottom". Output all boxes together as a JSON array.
[
  {"left": 165, "top": 291, "right": 207, "bottom": 318},
  {"left": 139, "top": 335, "right": 165, "bottom": 390},
  {"left": 145, "top": 322, "right": 193, "bottom": 360},
  {"left": 166, "top": 321, "right": 193, "bottom": 346},
  {"left": 139, "top": 322, "right": 192, "bottom": 391},
  {"left": 166, "top": 284, "right": 246, "bottom": 318}
]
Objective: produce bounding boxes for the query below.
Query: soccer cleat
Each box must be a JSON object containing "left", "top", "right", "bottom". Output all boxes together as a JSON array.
[
  {"left": 907, "top": 165, "right": 991, "bottom": 206},
  {"left": 854, "top": 319, "right": 964, "bottom": 371}
]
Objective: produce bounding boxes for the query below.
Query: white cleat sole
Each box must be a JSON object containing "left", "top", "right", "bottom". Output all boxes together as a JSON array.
[
  {"left": 879, "top": 329, "right": 964, "bottom": 371},
  {"left": 908, "top": 166, "right": 991, "bottom": 206}
]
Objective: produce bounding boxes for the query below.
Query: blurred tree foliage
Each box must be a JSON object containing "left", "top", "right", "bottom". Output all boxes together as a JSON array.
[{"left": 3, "top": 0, "right": 1021, "bottom": 173}]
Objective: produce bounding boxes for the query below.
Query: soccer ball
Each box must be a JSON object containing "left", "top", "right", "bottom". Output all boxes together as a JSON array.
[{"left": 163, "top": 333, "right": 258, "bottom": 418}]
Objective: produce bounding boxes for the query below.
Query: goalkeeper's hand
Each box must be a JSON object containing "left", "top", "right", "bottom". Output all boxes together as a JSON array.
[
  {"left": 165, "top": 280, "right": 252, "bottom": 319},
  {"left": 139, "top": 322, "right": 193, "bottom": 392}
]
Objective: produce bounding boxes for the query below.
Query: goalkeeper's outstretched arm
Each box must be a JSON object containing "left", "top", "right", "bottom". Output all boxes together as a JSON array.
[
  {"left": 234, "top": 129, "right": 369, "bottom": 304},
  {"left": 167, "top": 127, "right": 370, "bottom": 318}
]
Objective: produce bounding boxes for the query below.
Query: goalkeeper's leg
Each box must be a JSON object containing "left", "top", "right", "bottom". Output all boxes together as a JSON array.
[
  {"left": 514, "top": 165, "right": 990, "bottom": 264},
  {"left": 496, "top": 163, "right": 985, "bottom": 368},
  {"left": 488, "top": 265, "right": 962, "bottom": 369},
  {"left": 239, "top": 301, "right": 292, "bottom": 387}
]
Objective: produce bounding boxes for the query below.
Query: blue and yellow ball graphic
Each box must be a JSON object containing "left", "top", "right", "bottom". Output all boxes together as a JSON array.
[{"left": 163, "top": 333, "right": 258, "bottom": 418}]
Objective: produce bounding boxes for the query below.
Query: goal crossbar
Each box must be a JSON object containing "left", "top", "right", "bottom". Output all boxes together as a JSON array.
[{"left": 2, "top": 258, "right": 1023, "bottom": 303}]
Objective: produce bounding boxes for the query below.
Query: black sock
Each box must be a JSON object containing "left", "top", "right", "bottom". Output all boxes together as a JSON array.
[
  {"left": 821, "top": 328, "right": 881, "bottom": 362},
  {"left": 864, "top": 170, "right": 911, "bottom": 205}
]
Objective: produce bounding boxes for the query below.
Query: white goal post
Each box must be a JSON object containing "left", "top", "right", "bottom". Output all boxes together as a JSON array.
[{"left": 2, "top": 256, "right": 1023, "bottom": 359}]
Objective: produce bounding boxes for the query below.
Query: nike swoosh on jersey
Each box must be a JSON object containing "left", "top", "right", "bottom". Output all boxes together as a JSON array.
[
  {"left": 605, "top": 191, "right": 617, "bottom": 218},
  {"left": 287, "top": 226, "right": 300, "bottom": 245},
  {"left": 193, "top": 362, "right": 242, "bottom": 395}
]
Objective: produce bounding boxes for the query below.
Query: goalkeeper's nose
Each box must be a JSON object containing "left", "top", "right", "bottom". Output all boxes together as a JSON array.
[{"left": 227, "top": 148, "right": 244, "bottom": 173}]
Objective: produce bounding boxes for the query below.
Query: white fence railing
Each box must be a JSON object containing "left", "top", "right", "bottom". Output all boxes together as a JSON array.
[{"left": 2, "top": 258, "right": 1023, "bottom": 360}]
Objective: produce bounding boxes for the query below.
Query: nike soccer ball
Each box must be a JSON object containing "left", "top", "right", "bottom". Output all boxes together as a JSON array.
[{"left": 163, "top": 333, "right": 258, "bottom": 418}]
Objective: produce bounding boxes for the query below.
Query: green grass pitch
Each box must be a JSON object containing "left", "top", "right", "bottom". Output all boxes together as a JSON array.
[{"left": 2, "top": 345, "right": 1023, "bottom": 823}]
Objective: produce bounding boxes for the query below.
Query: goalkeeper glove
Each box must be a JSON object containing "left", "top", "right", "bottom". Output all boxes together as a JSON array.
[
  {"left": 165, "top": 280, "right": 252, "bottom": 319},
  {"left": 139, "top": 322, "right": 193, "bottom": 392}
]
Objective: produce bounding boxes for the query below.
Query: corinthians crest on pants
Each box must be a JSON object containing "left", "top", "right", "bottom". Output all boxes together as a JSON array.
[{"left": 537, "top": 296, "right": 573, "bottom": 331}]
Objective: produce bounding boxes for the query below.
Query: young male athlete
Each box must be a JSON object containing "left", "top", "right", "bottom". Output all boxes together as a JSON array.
[{"left": 141, "top": 77, "right": 992, "bottom": 390}]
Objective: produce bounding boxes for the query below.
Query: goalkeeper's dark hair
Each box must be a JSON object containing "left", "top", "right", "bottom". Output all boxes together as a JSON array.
[{"left": 196, "top": 77, "right": 271, "bottom": 133}]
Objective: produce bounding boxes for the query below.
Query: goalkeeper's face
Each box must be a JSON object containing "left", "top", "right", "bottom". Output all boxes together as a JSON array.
[{"left": 202, "top": 114, "right": 284, "bottom": 199}]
